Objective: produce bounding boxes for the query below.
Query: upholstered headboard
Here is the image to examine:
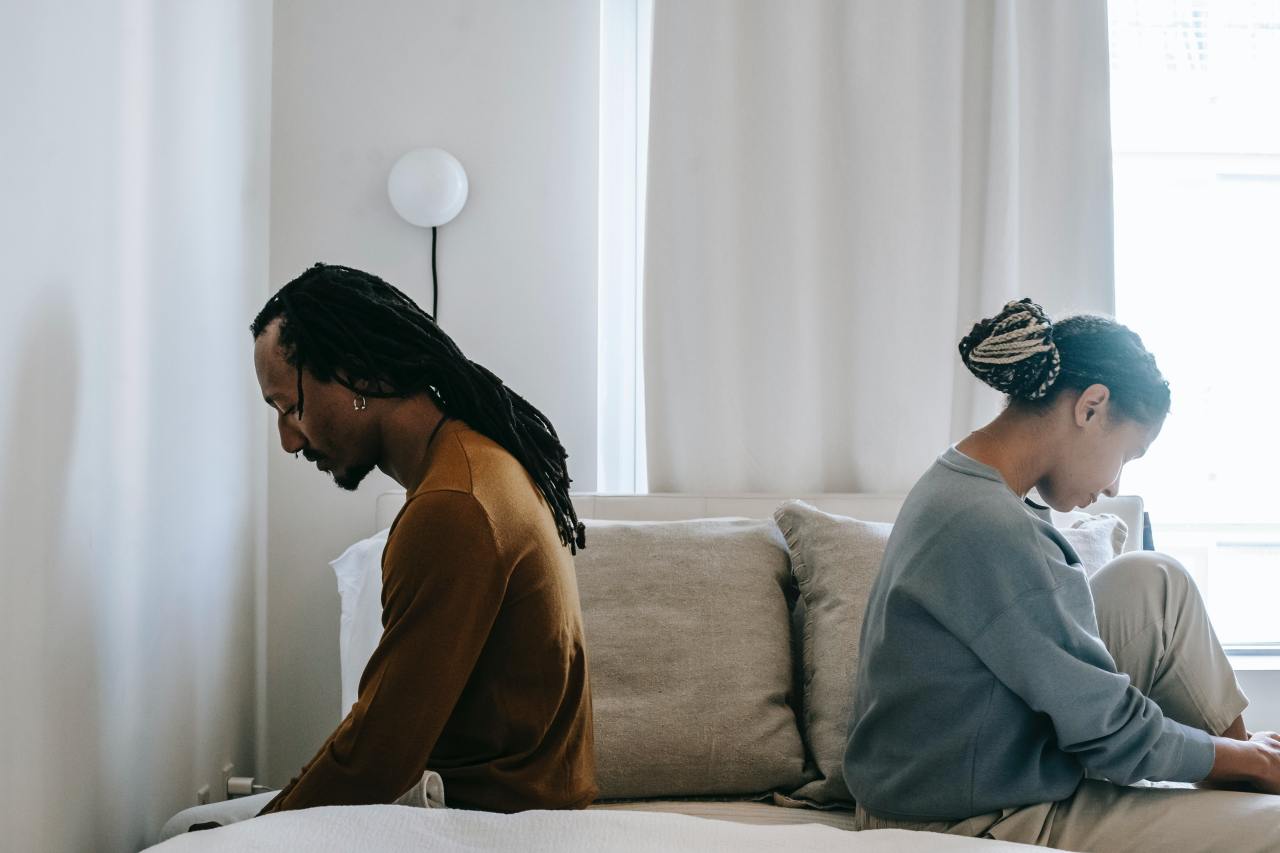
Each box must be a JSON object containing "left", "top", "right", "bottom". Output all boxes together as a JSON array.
[{"left": 374, "top": 491, "right": 1146, "bottom": 554}]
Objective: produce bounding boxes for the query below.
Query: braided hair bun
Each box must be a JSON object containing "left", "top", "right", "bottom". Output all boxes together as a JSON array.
[{"left": 958, "top": 298, "right": 1062, "bottom": 400}]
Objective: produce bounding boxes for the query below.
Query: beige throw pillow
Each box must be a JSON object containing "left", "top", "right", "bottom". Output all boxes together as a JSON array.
[
  {"left": 575, "top": 517, "right": 811, "bottom": 800},
  {"left": 772, "top": 501, "right": 891, "bottom": 807}
]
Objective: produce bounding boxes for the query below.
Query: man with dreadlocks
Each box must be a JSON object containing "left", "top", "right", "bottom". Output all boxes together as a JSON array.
[{"left": 248, "top": 263, "right": 595, "bottom": 817}]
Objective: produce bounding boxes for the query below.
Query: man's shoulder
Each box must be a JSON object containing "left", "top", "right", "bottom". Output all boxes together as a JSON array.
[
  {"left": 414, "top": 421, "right": 529, "bottom": 494},
  {"left": 393, "top": 488, "right": 492, "bottom": 538},
  {"left": 383, "top": 490, "right": 503, "bottom": 583},
  {"left": 403, "top": 420, "right": 556, "bottom": 552}
]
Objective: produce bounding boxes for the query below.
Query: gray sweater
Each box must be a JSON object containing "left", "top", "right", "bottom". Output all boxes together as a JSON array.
[{"left": 843, "top": 446, "right": 1215, "bottom": 821}]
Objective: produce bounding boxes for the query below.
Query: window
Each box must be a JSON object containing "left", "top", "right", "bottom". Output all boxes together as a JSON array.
[
  {"left": 597, "top": 0, "right": 652, "bottom": 493},
  {"left": 1108, "top": 0, "right": 1280, "bottom": 647}
]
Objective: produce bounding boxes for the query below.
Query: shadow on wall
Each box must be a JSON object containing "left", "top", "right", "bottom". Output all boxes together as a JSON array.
[{"left": 0, "top": 286, "right": 104, "bottom": 852}]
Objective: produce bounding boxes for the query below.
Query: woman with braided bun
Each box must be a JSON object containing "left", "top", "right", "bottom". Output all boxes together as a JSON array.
[{"left": 844, "top": 299, "right": 1280, "bottom": 850}]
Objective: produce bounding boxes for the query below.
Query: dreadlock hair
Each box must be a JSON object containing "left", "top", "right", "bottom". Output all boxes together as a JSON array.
[
  {"left": 958, "top": 297, "right": 1170, "bottom": 427},
  {"left": 251, "top": 262, "right": 586, "bottom": 553}
]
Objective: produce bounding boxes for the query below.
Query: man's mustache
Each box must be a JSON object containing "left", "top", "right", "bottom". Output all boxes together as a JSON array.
[{"left": 302, "top": 450, "right": 324, "bottom": 463}]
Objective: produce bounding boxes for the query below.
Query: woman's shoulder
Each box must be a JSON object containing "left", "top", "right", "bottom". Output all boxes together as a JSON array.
[
  {"left": 888, "top": 463, "right": 1065, "bottom": 592},
  {"left": 898, "top": 456, "right": 1030, "bottom": 537}
]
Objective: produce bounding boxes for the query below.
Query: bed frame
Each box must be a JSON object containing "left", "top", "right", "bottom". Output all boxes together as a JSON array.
[{"left": 375, "top": 491, "right": 1145, "bottom": 553}]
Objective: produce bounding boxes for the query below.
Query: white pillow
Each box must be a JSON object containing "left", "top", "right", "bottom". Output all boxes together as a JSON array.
[
  {"left": 1057, "top": 513, "right": 1129, "bottom": 578},
  {"left": 1048, "top": 494, "right": 1143, "bottom": 554},
  {"left": 331, "top": 528, "right": 389, "bottom": 718}
]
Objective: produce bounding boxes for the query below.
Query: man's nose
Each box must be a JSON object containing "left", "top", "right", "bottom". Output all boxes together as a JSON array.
[{"left": 278, "top": 419, "right": 306, "bottom": 455}]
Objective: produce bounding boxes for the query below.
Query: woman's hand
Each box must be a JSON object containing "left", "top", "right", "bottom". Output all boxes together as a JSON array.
[{"left": 1207, "top": 731, "right": 1280, "bottom": 793}]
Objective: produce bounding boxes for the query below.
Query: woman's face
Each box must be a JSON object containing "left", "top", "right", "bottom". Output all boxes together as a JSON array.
[{"left": 1036, "top": 386, "right": 1162, "bottom": 512}]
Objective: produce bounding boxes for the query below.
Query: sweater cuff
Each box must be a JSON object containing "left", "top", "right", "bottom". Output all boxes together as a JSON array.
[{"left": 1173, "top": 724, "right": 1216, "bottom": 782}]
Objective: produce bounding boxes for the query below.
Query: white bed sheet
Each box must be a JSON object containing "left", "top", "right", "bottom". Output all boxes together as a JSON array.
[
  {"left": 592, "top": 798, "right": 860, "bottom": 830},
  {"left": 147, "top": 805, "right": 1054, "bottom": 852}
]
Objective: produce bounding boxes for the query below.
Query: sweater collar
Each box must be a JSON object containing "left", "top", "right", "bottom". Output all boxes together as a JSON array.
[{"left": 940, "top": 445, "right": 1053, "bottom": 521}]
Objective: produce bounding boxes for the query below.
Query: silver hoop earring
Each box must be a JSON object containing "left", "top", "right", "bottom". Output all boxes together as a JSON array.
[{"left": 354, "top": 395, "right": 368, "bottom": 411}]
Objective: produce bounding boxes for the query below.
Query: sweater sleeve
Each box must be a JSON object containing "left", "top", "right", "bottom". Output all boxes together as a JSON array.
[
  {"left": 962, "top": 564, "right": 1215, "bottom": 785},
  {"left": 260, "top": 490, "right": 507, "bottom": 813}
]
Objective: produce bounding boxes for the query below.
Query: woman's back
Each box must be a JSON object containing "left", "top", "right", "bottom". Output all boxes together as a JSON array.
[{"left": 843, "top": 446, "right": 1214, "bottom": 822}]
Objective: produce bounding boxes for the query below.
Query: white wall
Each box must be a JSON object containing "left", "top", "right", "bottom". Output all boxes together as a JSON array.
[
  {"left": 1234, "top": 667, "right": 1280, "bottom": 735},
  {"left": 265, "top": 0, "right": 599, "bottom": 784},
  {"left": 0, "top": 2, "right": 272, "bottom": 850}
]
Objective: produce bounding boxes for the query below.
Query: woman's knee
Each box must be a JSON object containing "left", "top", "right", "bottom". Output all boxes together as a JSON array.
[
  {"left": 1089, "top": 552, "right": 1203, "bottom": 629},
  {"left": 1090, "top": 550, "right": 1194, "bottom": 599}
]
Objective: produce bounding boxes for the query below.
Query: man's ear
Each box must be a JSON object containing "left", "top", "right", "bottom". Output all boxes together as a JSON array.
[
  {"left": 345, "top": 374, "right": 395, "bottom": 397},
  {"left": 1075, "top": 383, "right": 1111, "bottom": 427}
]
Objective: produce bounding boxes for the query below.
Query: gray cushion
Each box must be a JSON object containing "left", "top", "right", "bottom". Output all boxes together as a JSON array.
[
  {"left": 773, "top": 500, "right": 891, "bottom": 806},
  {"left": 575, "top": 517, "right": 811, "bottom": 799}
]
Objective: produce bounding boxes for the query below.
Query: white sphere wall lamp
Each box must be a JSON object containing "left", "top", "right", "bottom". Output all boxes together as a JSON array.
[{"left": 387, "top": 147, "right": 469, "bottom": 321}]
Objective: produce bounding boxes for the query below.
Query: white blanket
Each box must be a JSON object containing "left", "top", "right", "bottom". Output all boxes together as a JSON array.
[{"left": 148, "top": 806, "right": 1046, "bottom": 852}]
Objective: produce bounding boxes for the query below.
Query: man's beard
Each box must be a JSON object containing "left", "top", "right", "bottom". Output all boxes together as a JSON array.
[
  {"left": 333, "top": 459, "right": 376, "bottom": 491},
  {"left": 302, "top": 448, "right": 374, "bottom": 492}
]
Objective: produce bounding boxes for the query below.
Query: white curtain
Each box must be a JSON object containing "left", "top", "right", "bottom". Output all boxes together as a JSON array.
[
  {"left": 0, "top": 3, "right": 270, "bottom": 849},
  {"left": 643, "top": 0, "right": 1115, "bottom": 494}
]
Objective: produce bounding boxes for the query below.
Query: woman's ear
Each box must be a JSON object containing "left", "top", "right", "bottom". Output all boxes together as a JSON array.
[{"left": 1075, "top": 383, "right": 1111, "bottom": 427}]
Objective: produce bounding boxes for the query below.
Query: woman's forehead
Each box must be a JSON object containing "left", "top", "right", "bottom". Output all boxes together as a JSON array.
[{"left": 1119, "top": 416, "right": 1161, "bottom": 454}]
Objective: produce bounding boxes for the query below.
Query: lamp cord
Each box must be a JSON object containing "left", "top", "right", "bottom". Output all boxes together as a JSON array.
[{"left": 430, "top": 225, "right": 439, "bottom": 320}]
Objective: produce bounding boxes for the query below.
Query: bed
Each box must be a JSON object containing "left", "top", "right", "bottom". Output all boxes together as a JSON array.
[{"left": 150, "top": 802, "right": 1046, "bottom": 852}]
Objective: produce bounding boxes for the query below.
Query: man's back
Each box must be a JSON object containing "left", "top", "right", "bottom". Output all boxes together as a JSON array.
[
  {"left": 261, "top": 418, "right": 596, "bottom": 813},
  {"left": 398, "top": 417, "right": 596, "bottom": 811}
]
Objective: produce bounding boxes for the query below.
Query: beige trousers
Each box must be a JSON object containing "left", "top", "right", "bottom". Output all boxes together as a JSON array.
[{"left": 855, "top": 551, "right": 1279, "bottom": 852}]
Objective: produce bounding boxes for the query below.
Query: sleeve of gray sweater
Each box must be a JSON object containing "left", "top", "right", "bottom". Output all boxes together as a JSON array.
[
  {"left": 845, "top": 449, "right": 1214, "bottom": 820},
  {"left": 961, "top": 554, "right": 1208, "bottom": 785},
  {"left": 921, "top": 505, "right": 1213, "bottom": 786}
]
